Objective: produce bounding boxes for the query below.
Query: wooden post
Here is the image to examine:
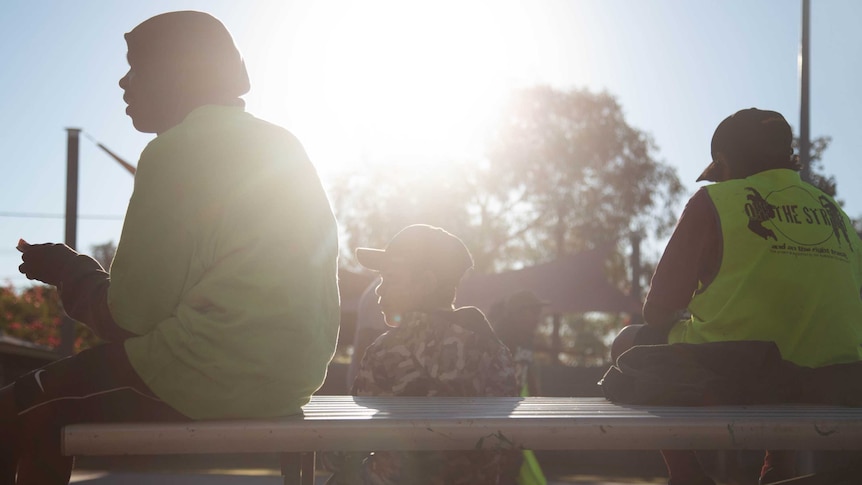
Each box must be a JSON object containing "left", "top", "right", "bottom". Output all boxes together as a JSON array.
[{"left": 60, "top": 128, "right": 81, "bottom": 356}]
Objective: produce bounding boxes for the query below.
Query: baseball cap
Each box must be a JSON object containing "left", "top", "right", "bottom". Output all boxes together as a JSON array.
[
  {"left": 697, "top": 108, "right": 793, "bottom": 182},
  {"left": 355, "top": 224, "right": 474, "bottom": 285}
]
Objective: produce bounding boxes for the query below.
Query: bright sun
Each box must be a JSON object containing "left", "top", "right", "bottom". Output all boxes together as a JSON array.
[{"left": 263, "top": 1, "right": 532, "bottom": 176}]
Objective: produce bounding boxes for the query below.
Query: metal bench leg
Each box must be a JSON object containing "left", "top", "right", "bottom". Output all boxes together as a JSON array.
[
  {"left": 280, "top": 452, "right": 316, "bottom": 485},
  {"left": 302, "top": 452, "right": 316, "bottom": 485}
]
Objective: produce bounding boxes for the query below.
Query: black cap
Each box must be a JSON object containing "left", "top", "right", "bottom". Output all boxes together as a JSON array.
[
  {"left": 356, "top": 225, "right": 474, "bottom": 286},
  {"left": 698, "top": 108, "right": 793, "bottom": 182}
]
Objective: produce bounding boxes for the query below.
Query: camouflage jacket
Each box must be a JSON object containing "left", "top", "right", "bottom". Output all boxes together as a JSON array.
[{"left": 328, "top": 307, "right": 518, "bottom": 485}]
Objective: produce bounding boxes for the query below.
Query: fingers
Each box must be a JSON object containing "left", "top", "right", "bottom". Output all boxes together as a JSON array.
[
  {"left": 610, "top": 324, "right": 644, "bottom": 362},
  {"left": 16, "top": 243, "right": 76, "bottom": 285},
  {"left": 20, "top": 244, "right": 57, "bottom": 263},
  {"left": 17, "top": 239, "right": 31, "bottom": 253},
  {"left": 18, "top": 263, "right": 39, "bottom": 281},
  {"left": 18, "top": 259, "right": 42, "bottom": 281},
  {"left": 17, "top": 241, "right": 54, "bottom": 257}
]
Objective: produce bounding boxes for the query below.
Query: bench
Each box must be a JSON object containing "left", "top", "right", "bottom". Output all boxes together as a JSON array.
[{"left": 62, "top": 395, "right": 862, "bottom": 484}]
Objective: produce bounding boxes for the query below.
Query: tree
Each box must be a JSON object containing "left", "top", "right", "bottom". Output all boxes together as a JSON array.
[
  {"left": 483, "top": 86, "right": 684, "bottom": 266},
  {"left": 331, "top": 85, "right": 685, "bottom": 281},
  {"left": 795, "top": 135, "right": 836, "bottom": 197},
  {"left": 91, "top": 241, "right": 117, "bottom": 271},
  {"left": 329, "top": 86, "right": 685, "bottom": 366},
  {"left": 329, "top": 164, "right": 479, "bottom": 270},
  {"left": 794, "top": 134, "right": 862, "bottom": 238}
]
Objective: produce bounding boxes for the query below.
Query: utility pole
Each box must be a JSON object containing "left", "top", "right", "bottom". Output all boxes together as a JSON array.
[
  {"left": 629, "top": 232, "right": 643, "bottom": 325},
  {"left": 799, "top": 0, "right": 811, "bottom": 182},
  {"left": 798, "top": 9, "right": 815, "bottom": 474},
  {"left": 61, "top": 128, "right": 81, "bottom": 356}
]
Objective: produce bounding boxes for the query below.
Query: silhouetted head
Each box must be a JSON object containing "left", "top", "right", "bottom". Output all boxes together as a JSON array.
[
  {"left": 355, "top": 224, "right": 474, "bottom": 326},
  {"left": 119, "top": 11, "right": 250, "bottom": 134},
  {"left": 697, "top": 108, "right": 798, "bottom": 183}
]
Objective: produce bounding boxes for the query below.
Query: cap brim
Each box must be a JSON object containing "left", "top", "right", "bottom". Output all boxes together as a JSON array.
[
  {"left": 697, "top": 160, "right": 720, "bottom": 182},
  {"left": 355, "top": 247, "right": 387, "bottom": 271}
]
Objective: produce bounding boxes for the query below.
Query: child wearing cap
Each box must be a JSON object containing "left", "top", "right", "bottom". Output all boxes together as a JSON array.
[
  {"left": 611, "top": 108, "right": 862, "bottom": 485},
  {"left": 325, "top": 224, "right": 519, "bottom": 485}
]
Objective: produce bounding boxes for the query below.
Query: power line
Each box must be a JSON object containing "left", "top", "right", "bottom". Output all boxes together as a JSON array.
[
  {"left": 83, "top": 131, "right": 137, "bottom": 175},
  {"left": 0, "top": 212, "right": 124, "bottom": 220}
]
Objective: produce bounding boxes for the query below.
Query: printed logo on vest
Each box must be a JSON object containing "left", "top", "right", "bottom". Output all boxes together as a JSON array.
[{"left": 744, "top": 186, "right": 854, "bottom": 259}]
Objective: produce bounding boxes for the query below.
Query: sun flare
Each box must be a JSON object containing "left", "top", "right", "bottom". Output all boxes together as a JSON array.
[{"left": 270, "top": 1, "right": 531, "bottom": 175}]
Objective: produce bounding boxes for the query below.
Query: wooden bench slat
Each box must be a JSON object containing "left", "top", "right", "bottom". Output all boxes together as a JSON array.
[{"left": 62, "top": 396, "right": 862, "bottom": 456}]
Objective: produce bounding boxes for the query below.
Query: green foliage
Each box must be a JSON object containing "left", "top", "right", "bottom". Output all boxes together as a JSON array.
[
  {"left": 329, "top": 86, "right": 686, "bottom": 366},
  {"left": 330, "top": 85, "right": 685, "bottom": 277},
  {"left": 794, "top": 135, "right": 836, "bottom": 197},
  {"left": 485, "top": 86, "right": 684, "bottom": 258},
  {"left": 0, "top": 284, "right": 99, "bottom": 352},
  {"left": 534, "top": 312, "right": 626, "bottom": 367},
  {"left": 793, "top": 135, "right": 860, "bottom": 236},
  {"left": 329, "top": 163, "right": 479, "bottom": 270},
  {"left": 90, "top": 241, "right": 117, "bottom": 271}
]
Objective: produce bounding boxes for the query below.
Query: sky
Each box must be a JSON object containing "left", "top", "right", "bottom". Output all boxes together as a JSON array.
[{"left": 1, "top": 0, "right": 860, "bottom": 287}]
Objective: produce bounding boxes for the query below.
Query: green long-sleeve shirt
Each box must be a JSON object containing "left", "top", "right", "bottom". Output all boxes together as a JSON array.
[{"left": 110, "top": 105, "right": 340, "bottom": 419}]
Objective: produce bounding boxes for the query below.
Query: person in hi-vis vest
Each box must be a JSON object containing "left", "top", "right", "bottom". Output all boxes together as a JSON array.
[{"left": 611, "top": 108, "right": 862, "bottom": 485}]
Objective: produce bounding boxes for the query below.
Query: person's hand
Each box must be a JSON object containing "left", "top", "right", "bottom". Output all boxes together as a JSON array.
[
  {"left": 610, "top": 324, "right": 643, "bottom": 363},
  {"left": 18, "top": 240, "right": 80, "bottom": 286},
  {"left": 16, "top": 239, "right": 31, "bottom": 253}
]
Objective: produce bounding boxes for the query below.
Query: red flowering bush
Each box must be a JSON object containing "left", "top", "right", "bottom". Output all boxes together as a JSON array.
[{"left": 0, "top": 284, "right": 99, "bottom": 352}]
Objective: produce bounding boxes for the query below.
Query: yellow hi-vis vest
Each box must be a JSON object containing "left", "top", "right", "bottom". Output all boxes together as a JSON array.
[{"left": 669, "top": 169, "right": 862, "bottom": 367}]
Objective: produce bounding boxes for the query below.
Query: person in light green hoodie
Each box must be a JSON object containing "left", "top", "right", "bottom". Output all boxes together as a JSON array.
[{"left": 4, "top": 11, "right": 340, "bottom": 485}]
